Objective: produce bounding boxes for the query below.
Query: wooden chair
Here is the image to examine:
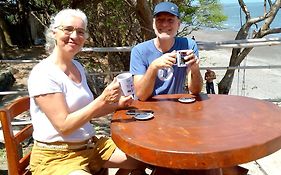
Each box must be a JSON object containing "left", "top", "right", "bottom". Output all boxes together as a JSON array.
[{"left": 0, "top": 96, "right": 32, "bottom": 175}]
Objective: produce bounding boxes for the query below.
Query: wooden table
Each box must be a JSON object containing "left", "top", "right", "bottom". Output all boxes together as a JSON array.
[{"left": 111, "top": 94, "right": 281, "bottom": 175}]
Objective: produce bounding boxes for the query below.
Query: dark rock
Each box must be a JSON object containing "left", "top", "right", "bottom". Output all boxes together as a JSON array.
[{"left": 0, "top": 70, "right": 16, "bottom": 101}]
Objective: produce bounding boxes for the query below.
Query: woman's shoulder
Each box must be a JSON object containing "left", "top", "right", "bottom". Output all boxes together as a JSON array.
[
  {"left": 29, "top": 58, "right": 58, "bottom": 81},
  {"left": 30, "top": 59, "right": 50, "bottom": 73}
]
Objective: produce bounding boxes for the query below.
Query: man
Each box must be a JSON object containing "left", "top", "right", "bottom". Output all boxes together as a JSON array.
[
  {"left": 205, "top": 69, "right": 216, "bottom": 94},
  {"left": 130, "top": 2, "right": 203, "bottom": 101}
]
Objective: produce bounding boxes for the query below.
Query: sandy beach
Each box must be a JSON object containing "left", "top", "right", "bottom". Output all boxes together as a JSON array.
[{"left": 192, "top": 29, "right": 281, "bottom": 101}]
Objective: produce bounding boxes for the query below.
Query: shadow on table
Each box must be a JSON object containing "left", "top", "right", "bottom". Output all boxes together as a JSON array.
[{"left": 111, "top": 117, "right": 136, "bottom": 123}]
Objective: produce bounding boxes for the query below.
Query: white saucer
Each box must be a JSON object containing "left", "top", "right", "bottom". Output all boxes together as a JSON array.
[
  {"left": 178, "top": 97, "right": 196, "bottom": 103},
  {"left": 133, "top": 113, "right": 154, "bottom": 120}
]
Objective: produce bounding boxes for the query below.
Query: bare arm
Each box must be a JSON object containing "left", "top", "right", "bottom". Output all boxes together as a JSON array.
[
  {"left": 183, "top": 50, "right": 203, "bottom": 94},
  {"left": 187, "top": 60, "right": 203, "bottom": 94},
  {"left": 133, "top": 66, "right": 158, "bottom": 101},
  {"left": 34, "top": 78, "right": 133, "bottom": 136}
]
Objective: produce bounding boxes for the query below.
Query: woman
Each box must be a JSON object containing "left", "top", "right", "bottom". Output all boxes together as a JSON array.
[{"left": 28, "top": 9, "right": 145, "bottom": 175}]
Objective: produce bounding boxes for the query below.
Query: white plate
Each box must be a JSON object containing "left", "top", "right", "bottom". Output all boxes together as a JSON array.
[
  {"left": 133, "top": 113, "right": 154, "bottom": 120},
  {"left": 178, "top": 97, "right": 196, "bottom": 103}
]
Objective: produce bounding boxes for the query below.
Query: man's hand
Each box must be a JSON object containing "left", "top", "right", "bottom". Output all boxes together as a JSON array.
[
  {"left": 178, "top": 49, "right": 199, "bottom": 69},
  {"left": 151, "top": 51, "right": 177, "bottom": 70},
  {"left": 185, "top": 51, "right": 203, "bottom": 95}
]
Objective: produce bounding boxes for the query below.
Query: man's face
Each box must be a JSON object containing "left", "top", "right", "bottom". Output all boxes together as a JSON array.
[{"left": 153, "top": 12, "right": 180, "bottom": 40}]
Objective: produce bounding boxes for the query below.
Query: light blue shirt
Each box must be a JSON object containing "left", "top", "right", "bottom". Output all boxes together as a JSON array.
[{"left": 130, "top": 37, "right": 199, "bottom": 96}]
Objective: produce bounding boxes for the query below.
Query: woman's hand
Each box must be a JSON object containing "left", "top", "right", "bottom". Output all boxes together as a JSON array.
[
  {"left": 101, "top": 78, "right": 133, "bottom": 108},
  {"left": 102, "top": 78, "right": 121, "bottom": 103},
  {"left": 116, "top": 95, "right": 134, "bottom": 108}
]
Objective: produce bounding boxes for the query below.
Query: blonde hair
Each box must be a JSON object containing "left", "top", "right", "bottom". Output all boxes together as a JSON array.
[{"left": 45, "top": 9, "right": 88, "bottom": 53}]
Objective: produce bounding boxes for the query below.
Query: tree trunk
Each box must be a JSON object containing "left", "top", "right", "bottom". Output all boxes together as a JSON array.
[
  {"left": 0, "top": 16, "right": 13, "bottom": 47},
  {"left": 218, "top": 69, "right": 235, "bottom": 94},
  {"left": 17, "top": 0, "right": 32, "bottom": 47},
  {"left": 0, "top": 27, "right": 6, "bottom": 59},
  {"left": 127, "top": 0, "right": 155, "bottom": 40},
  {"left": 0, "top": 15, "right": 14, "bottom": 59},
  {"left": 218, "top": 48, "right": 240, "bottom": 94},
  {"left": 135, "top": 0, "right": 154, "bottom": 40}
]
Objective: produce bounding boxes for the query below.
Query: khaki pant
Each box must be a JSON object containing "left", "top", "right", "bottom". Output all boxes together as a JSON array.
[{"left": 30, "top": 137, "right": 116, "bottom": 175}]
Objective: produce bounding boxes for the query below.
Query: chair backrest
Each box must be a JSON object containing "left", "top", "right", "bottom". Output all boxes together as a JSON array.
[{"left": 0, "top": 96, "right": 33, "bottom": 175}]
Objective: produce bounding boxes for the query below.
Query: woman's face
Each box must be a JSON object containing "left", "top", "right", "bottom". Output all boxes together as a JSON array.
[
  {"left": 53, "top": 16, "right": 87, "bottom": 55},
  {"left": 153, "top": 12, "right": 180, "bottom": 40}
]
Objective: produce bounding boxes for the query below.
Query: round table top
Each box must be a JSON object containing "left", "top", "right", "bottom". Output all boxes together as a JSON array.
[{"left": 111, "top": 94, "right": 281, "bottom": 169}]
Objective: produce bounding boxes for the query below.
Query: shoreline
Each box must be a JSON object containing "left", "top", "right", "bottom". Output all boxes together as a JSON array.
[{"left": 193, "top": 29, "right": 281, "bottom": 101}]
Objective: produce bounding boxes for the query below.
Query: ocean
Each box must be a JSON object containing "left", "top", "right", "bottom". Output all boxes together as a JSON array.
[{"left": 222, "top": 2, "right": 281, "bottom": 35}]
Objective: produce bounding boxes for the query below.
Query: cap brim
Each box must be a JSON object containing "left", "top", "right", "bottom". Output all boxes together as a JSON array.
[{"left": 153, "top": 11, "right": 179, "bottom": 17}]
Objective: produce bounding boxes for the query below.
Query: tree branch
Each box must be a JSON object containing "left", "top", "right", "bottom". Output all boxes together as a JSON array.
[
  {"left": 238, "top": 0, "right": 251, "bottom": 20},
  {"left": 261, "top": 0, "right": 281, "bottom": 35},
  {"left": 263, "top": 27, "right": 281, "bottom": 36}
]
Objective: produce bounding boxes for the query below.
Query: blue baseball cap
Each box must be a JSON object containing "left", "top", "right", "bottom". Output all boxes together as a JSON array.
[{"left": 153, "top": 2, "right": 180, "bottom": 18}]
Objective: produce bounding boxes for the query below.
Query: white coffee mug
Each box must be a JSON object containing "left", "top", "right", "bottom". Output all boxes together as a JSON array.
[
  {"left": 176, "top": 50, "right": 188, "bottom": 67},
  {"left": 116, "top": 72, "right": 135, "bottom": 97}
]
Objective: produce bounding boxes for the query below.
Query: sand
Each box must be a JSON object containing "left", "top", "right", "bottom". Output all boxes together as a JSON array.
[{"left": 192, "top": 29, "right": 281, "bottom": 101}]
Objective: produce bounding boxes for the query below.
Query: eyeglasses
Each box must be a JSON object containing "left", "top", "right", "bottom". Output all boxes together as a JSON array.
[{"left": 55, "top": 26, "right": 87, "bottom": 37}]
